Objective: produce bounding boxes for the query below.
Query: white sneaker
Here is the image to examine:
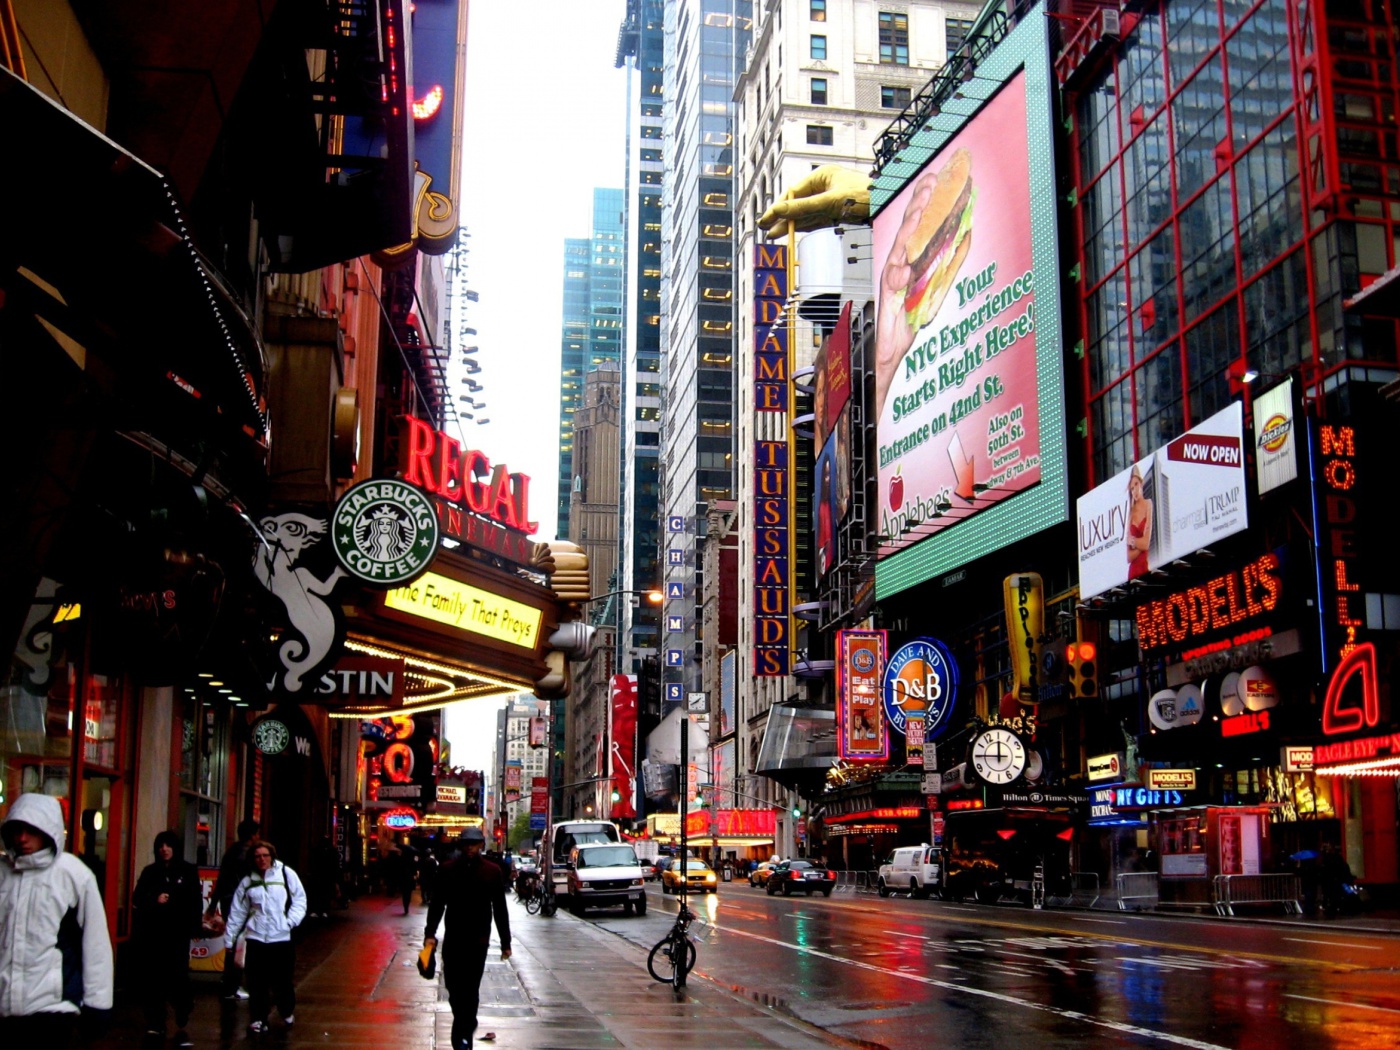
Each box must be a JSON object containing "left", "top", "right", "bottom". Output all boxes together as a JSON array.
[
  {"left": 284, "top": 1014, "right": 295, "bottom": 1027},
  {"left": 235, "top": 988, "right": 250, "bottom": 1000}
]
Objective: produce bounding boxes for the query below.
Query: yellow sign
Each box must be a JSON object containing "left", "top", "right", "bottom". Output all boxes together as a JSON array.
[
  {"left": 1147, "top": 768, "right": 1197, "bottom": 791},
  {"left": 384, "top": 571, "right": 542, "bottom": 649}
]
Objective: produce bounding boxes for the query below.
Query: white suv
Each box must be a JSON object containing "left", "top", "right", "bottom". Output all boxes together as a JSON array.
[{"left": 877, "top": 844, "right": 942, "bottom": 899}]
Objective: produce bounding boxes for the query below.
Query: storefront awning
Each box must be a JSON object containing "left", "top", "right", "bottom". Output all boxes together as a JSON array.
[{"left": 755, "top": 704, "right": 838, "bottom": 790}]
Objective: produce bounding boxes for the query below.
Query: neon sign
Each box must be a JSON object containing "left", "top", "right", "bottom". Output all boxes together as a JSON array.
[
  {"left": 382, "top": 807, "right": 419, "bottom": 829},
  {"left": 1322, "top": 642, "right": 1379, "bottom": 736},
  {"left": 1135, "top": 551, "right": 1282, "bottom": 654},
  {"left": 753, "top": 243, "right": 791, "bottom": 676},
  {"left": 1315, "top": 424, "right": 1362, "bottom": 668},
  {"left": 1221, "top": 709, "right": 1270, "bottom": 737},
  {"left": 398, "top": 416, "right": 537, "bottom": 534}
]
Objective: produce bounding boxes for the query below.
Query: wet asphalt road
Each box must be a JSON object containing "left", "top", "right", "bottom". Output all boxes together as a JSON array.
[{"left": 586, "top": 882, "right": 1400, "bottom": 1049}]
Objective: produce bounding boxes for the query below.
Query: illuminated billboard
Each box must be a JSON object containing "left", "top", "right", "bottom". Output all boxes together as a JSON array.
[{"left": 871, "top": 13, "right": 1067, "bottom": 599}]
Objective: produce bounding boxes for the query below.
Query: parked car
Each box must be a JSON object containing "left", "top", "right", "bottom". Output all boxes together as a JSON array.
[
  {"left": 566, "top": 843, "right": 648, "bottom": 916},
  {"left": 877, "top": 845, "right": 943, "bottom": 899},
  {"left": 765, "top": 859, "right": 836, "bottom": 897},
  {"left": 661, "top": 857, "right": 718, "bottom": 894},
  {"left": 748, "top": 861, "right": 778, "bottom": 888}
]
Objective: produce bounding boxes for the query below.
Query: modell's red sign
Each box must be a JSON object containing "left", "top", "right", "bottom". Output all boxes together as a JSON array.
[{"left": 398, "top": 416, "right": 538, "bottom": 534}]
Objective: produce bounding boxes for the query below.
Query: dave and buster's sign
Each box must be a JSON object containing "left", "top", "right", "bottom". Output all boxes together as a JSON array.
[
  {"left": 882, "top": 638, "right": 959, "bottom": 741},
  {"left": 837, "top": 629, "right": 889, "bottom": 761}
]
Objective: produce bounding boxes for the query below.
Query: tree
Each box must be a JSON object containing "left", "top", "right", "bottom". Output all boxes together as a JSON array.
[{"left": 508, "top": 810, "right": 535, "bottom": 851}]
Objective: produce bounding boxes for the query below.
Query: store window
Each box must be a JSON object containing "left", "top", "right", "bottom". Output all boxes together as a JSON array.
[{"left": 2, "top": 582, "right": 78, "bottom": 817}]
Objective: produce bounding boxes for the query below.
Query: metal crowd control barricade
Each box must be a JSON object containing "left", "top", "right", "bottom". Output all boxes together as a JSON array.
[
  {"left": 1116, "top": 872, "right": 1160, "bottom": 911},
  {"left": 834, "top": 871, "right": 856, "bottom": 893},
  {"left": 1046, "top": 872, "right": 1101, "bottom": 909},
  {"left": 1212, "top": 873, "right": 1303, "bottom": 916}
]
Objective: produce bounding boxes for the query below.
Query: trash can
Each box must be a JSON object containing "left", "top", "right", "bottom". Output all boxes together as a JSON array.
[{"left": 722, "top": 863, "right": 733, "bottom": 882}]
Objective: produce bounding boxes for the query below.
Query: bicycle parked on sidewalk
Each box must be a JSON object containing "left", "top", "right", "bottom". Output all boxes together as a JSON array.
[
  {"left": 646, "top": 902, "right": 697, "bottom": 990},
  {"left": 516, "top": 871, "right": 545, "bottom": 915}
]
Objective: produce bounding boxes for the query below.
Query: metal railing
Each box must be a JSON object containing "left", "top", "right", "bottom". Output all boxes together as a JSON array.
[
  {"left": 1047, "top": 872, "right": 1101, "bottom": 909},
  {"left": 1116, "top": 872, "right": 1160, "bottom": 911},
  {"left": 1212, "top": 874, "right": 1304, "bottom": 916}
]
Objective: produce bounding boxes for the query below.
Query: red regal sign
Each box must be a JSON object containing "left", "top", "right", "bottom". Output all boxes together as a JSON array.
[{"left": 397, "top": 416, "right": 537, "bottom": 534}]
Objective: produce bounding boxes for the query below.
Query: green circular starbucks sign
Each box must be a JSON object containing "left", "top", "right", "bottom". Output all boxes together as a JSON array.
[
  {"left": 332, "top": 479, "right": 440, "bottom": 586},
  {"left": 251, "top": 717, "right": 291, "bottom": 756}
]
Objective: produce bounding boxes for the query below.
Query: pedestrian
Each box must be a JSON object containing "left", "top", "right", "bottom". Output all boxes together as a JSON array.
[
  {"left": 307, "top": 837, "right": 342, "bottom": 918},
  {"left": 224, "top": 840, "right": 308, "bottom": 1034},
  {"left": 420, "top": 846, "right": 440, "bottom": 908},
  {"left": 133, "top": 831, "right": 202, "bottom": 1045},
  {"left": 0, "top": 792, "right": 114, "bottom": 1044},
  {"left": 1319, "top": 843, "right": 1354, "bottom": 917},
  {"left": 421, "top": 827, "right": 511, "bottom": 1050},
  {"left": 206, "top": 818, "right": 260, "bottom": 1000},
  {"left": 399, "top": 843, "right": 419, "bottom": 914}
]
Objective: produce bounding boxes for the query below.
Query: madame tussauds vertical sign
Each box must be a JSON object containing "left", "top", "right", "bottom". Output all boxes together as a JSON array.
[{"left": 754, "top": 243, "right": 791, "bottom": 675}]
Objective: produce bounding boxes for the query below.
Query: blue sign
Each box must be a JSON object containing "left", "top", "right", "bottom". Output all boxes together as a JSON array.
[
  {"left": 666, "top": 582, "right": 685, "bottom": 599},
  {"left": 882, "top": 638, "right": 959, "bottom": 741},
  {"left": 667, "top": 615, "right": 684, "bottom": 632},
  {"left": 529, "top": 813, "right": 546, "bottom": 831},
  {"left": 665, "top": 683, "right": 684, "bottom": 703},
  {"left": 668, "top": 516, "right": 686, "bottom": 532},
  {"left": 666, "top": 649, "right": 684, "bottom": 667},
  {"left": 668, "top": 548, "right": 686, "bottom": 565}
]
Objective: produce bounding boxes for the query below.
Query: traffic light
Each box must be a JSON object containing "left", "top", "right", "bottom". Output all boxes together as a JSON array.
[
  {"left": 1041, "top": 640, "right": 1069, "bottom": 686},
  {"left": 791, "top": 804, "right": 801, "bottom": 819},
  {"left": 1068, "top": 617, "right": 1101, "bottom": 699}
]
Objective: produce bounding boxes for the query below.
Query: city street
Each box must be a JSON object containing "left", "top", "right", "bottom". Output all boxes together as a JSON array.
[{"left": 586, "top": 883, "right": 1400, "bottom": 1049}]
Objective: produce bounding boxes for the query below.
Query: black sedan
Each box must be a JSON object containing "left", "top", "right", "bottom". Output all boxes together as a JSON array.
[{"left": 764, "top": 859, "right": 836, "bottom": 897}]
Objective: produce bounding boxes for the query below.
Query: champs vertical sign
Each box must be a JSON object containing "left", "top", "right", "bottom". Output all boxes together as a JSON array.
[{"left": 754, "top": 243, "right": 791, "bottom": 675}]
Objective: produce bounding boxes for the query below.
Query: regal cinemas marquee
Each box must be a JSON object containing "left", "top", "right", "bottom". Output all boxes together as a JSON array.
[{"left": 327, "top": 416, "right": 570, "bottom": 717}]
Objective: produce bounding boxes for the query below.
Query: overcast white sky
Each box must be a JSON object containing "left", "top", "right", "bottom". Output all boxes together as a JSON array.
[{"left": 444, "top": 0, "right": 629, "bottom": 772}]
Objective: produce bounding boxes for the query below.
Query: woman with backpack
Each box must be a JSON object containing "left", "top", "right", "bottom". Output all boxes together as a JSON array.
[{"left": 223, "top": 840, "right": 308, "bottom": 1034}]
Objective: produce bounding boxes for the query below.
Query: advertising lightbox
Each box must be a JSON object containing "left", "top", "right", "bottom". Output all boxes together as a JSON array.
[
  {"left": 1078, "top": 402, "right": 1247, "bottom": 600},
  {"left": 871, "top": 12, "right": 1067, "bottom": 599}
]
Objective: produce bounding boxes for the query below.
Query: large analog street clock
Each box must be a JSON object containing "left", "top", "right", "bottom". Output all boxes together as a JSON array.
[{"left": 971, "top": 728, "right": 1026, "bottom": 785}]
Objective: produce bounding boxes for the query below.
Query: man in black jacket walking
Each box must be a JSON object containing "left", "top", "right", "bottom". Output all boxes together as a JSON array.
[
  {"left": 422, "top": 826, "right": 511, "bottom": 1050},
  {"left": 133, "top": 831, "right": 203, "bottom": 1044}
]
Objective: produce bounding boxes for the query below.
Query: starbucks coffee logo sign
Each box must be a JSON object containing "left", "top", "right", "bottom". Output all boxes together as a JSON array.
[
  {"left": 333, "top": 479, "right": 440, "bottom": 585},
  {"left": 252, "top": 717, "right": 291, "bottom": 756}
]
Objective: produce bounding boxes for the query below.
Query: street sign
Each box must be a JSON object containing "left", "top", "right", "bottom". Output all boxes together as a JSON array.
[
  {"left": 529, "top": 813, "right": 545, "bottom": 830},
  {"left": 922, "top": 773, "right": 942, "bottom": 795}
]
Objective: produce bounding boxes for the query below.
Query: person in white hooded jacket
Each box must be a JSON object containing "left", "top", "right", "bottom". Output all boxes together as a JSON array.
[
  {"left": 0, "top": 792, "right": 114, "bottom": 1043},
  {"left": 223, "top": 839, "right": 306, "bottom": 1033}
]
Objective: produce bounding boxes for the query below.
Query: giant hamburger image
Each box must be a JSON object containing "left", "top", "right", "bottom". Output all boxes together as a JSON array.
[{"left": 902, "top": 147, "right": 975, "bottom": 332}]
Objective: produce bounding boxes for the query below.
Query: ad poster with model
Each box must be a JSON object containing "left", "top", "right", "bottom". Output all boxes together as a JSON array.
[
  {"left": 873, "top": 71, "right": 1039, "bottom": 551},
  {"left": 1078, "top": 402, "right": 1247, "bottom": 599}
]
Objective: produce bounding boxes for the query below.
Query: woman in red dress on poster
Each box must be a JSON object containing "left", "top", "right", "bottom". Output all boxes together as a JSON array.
[{"left": 1126, "top": 464, "right": 1152, "bottom": 579}]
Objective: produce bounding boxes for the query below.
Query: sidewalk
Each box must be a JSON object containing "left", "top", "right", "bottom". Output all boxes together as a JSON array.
[{"left": 100, "top": 890, "right": 855, "bottom": 1050}]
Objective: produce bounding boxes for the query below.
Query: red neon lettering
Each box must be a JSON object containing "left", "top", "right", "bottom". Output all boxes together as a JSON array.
[
  {"left": 401, "top": 416, "right": 438, "bottom": 491},
  {"left": 1323, "top": 642, "right": 1380, "bottom": 735}
]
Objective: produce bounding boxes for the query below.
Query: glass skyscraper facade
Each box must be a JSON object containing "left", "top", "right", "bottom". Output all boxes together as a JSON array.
[{"left": 558, "top": 188, "right": 625, "bottom": 537}]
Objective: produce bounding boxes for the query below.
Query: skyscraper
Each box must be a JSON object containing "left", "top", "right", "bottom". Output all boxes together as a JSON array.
[
  {"left": 656, "top": 0, "right": 753, "bottom": 706},
  {"left": 558, "top": 188, "right": 625, "bottom": 537},
  {"left": 616, "top": 0, "right": 665, "bottom": 671}
]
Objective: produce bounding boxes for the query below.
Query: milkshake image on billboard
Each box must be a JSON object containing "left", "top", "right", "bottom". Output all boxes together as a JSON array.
[{"left": 874, "top": 147, "right": 977, "bottom": 417}]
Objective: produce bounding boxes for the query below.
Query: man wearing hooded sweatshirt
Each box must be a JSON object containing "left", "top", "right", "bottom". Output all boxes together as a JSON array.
[
  {"left": 0, "top": 792, "right": 114, "bottom": 1043},
  {"left": 422, "top": 826, "right": 511, "bottom": 1050},
  {"left": 133, "top": 831, "right": 202, "bottom": 1043},
  {"left": 223, "top": 840, "right": 307, "bottom": 1034}
]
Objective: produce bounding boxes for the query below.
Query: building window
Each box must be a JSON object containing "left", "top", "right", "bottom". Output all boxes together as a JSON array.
[
  {"left": 879, "top": 12, "right": 909, "bottom": 65},
  {"left": 811, "top": 77, "right": 828, "bottom": 105},
  {"left": 811, "top": 0, "right": 826, "bottom": 20},
  {"left": 881, "top": 85, "right": 911, "bottom": 109},
  {"left": 810, "top": 35, "right": 827, "bottom": 60},
  {"left": 806, "top": 124, "right": 833, "bottom": 146},
  {"left": 946, "top": 17, "right": 974, "bottom": 60}
]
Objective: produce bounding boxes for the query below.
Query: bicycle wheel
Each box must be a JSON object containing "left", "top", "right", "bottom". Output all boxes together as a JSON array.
[
  {"left": 541, "top": 894, "right": 557, "bottom": 917},
  {"left": 647, "top": 933, "right": 696, "bottom": 984},
  {"left": 525, "top": 893, "right": 542, "bottom": 915}
]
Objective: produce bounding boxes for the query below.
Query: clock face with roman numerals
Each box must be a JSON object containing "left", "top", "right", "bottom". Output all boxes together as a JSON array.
[{"left": 971, "top": 728, "right": 1026, "bottom": 785}]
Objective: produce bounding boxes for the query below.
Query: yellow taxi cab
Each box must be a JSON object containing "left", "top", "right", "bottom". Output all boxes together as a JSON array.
[{"left": 661, "top": 857, "right": 718, "bottom": 894}]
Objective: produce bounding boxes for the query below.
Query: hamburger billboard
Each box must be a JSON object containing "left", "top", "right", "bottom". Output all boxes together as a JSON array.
[{"left": 871, "top": 12, "right": 1067, "bottom": 598}]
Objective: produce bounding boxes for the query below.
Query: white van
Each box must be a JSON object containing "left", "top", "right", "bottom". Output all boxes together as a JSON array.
[
  {"left": 548, "top": 819, "right": 620, "bottom": 901},
  {"left": 567, "top": 843, "right": 648, "bottom": 916},
  {"left": 877, "top": 844, "right": 942, "bottom": 899}
]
